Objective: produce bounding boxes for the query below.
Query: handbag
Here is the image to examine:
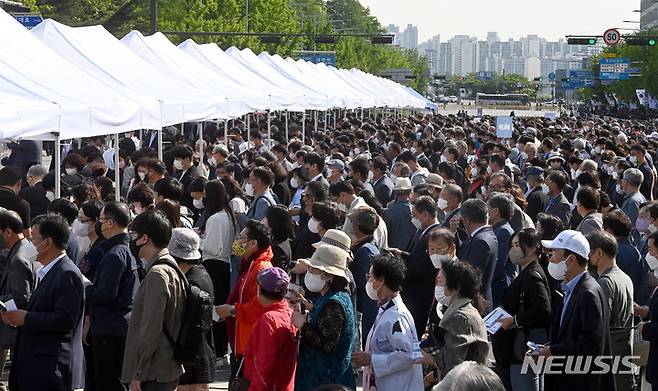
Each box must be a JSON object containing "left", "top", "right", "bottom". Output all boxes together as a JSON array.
[
  {"left": 512, "top": 292, "right": 528, "bottom": 362},
  {"left": 229, "top": 357, "right": 250, "bottom": 391}
]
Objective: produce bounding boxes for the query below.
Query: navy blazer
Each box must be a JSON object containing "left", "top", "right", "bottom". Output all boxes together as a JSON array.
[
  {"left": 383, "top": 199, "right": 416, "bottom": 251},
  {"left": 10, "top": 255, "right": 84, "bottom": 391},
  {"left": 458, "top": 226, "right": 498, "bottom": 307},
  {"left": 491, "top": 221, "right": 515, "bottom": 309},
  {"left": 546, "top": 272, "right": 615, "bottom": 391},
  {"left": 372, "top": 175, "right": 394, "bottom": 207},
  {"left": 401, "top": 222, "right": 441, "bottom": 338}
]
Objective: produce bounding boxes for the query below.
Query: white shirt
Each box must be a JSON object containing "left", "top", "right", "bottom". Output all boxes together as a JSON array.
[{"left": 37, "top": 253, "right": 66, "bottom": 283}]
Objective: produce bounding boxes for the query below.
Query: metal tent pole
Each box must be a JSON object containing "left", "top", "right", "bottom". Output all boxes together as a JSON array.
[
  {"left": 54, "top": 133, "right": 61, "bottom": 198},
  {"left": 114, "top": 133, "right": 120, "bottom": 201}
]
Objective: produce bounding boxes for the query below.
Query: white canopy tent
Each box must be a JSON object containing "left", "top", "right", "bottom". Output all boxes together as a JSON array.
[
  {"left": 257, "top": 51, "right": 359, "bottom": 109},
  {"left": 32, "top": 20, "right": 226, "bottom": 126},
  {"left": 224, "top": 46, "right": 333, "bottom": 111},
  {"left": 178, "top": 40, "right": 310, "bottom": 112},
  {"left": 0, "top": 8, "right": 161, "bottom": 140},
  {"left": 121, "top": 31, "right": 270, "bottom": 118}
]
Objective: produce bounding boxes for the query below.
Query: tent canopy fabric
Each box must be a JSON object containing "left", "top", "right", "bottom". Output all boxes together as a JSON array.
[
  {"left": 0, "top": 9, "right": 433, "bottom": 140},
  {"left": 32, "top": 20, "right": 225, "bottom": 126},
  {"left": 0, "top": 9, "right": 161, "bottom": 140}
]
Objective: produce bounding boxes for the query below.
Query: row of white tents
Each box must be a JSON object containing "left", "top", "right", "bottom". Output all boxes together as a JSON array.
[{"left": 1, "top": 7, "right": 435, "bottom": 144}]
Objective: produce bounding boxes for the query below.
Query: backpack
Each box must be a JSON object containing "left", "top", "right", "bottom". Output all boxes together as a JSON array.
[{"left": 152, "top": 257, "right": 214, "bottom": 365}]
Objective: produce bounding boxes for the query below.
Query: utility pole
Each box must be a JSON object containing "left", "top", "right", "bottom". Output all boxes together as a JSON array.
[
  {"left": 150, "top": 0, "right": 157, "bottom": 34},
  {"left": 245, "top": 0, "right": 249, "bottom": 33}
]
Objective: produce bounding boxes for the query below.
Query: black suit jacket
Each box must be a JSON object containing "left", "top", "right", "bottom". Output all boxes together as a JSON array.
[
  {"left": 401, "top": 222, "right": 440, "bottom": 338},
  {"left": 10, "top": 255, "right": 84, "bottom": 391},
  {"left": 0, "top": 187, "right": 30, "bottom": 229},
  {"left": 458, "top": 226, "right": 498, "bottom": 306},
  {"left": 18, "top": 183, "right": 49, "bottom": 220},
  {"left": 546, "top": 272, "right": 615, "bottom": 391},
  {"left": 526, "top": 186, "right": 548, "bottom": 221},
  {"left": 177, "top": 165, "right": 201, "bottom": 210}
]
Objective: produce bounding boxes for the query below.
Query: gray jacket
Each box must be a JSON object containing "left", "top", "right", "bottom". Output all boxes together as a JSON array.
[
  {"left": 544, "top": 192, "right": 572, "bottom": 227},
  {"left": 434, "top": 297, "right": 489, "bottom": 374},
  {"left": 0, "top": 238, "right": 37, "bottom": 346},
  {"left": 576, "top": 212, "right": 603, "bottom": 236}
]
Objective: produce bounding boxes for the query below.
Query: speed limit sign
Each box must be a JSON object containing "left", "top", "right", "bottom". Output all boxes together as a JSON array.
[{"left": 603, "top": 28, "right": 621, "bottom": 46}]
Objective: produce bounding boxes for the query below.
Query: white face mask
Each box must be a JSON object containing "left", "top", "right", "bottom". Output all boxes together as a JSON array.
[
  {"left": 434, "top": 285, "right": 451, "bottom": 306},
  {"left": 307, "top": 217, "right": 320, "bottom": 234},
  {"left": 244, "top": 182, "right": 255, "bottom": 197},
  {"left": 193, "top": 198, "right": 204, "bottom": 210},
  {"left": 471, "top": 168, "right": 478, "bottom": 177},
  {"left": 72, "top": 219, "right": 87, "bottom": 237},
  {"left": 437, "top": 198, "right": 448, "bottom": 210},
  {"left": 411, "top": 217, "right": 422, "bottom": 229},
  {"left": 65, "top": 168, "right": 77, "bottom": 175},
  {"left": 612, "top": 171, "right": 619, "bottom": 180},
  {"left": 290, "top": 177, "right": 300, "bottom": 189},
  {"left": 630, "top": 156, "right": 638, "bottom": 165},
  {"left": 649, "top": 224, "right": 658, "bottom": 234},
  {"left": 173, "top": 159, "right": 184, "bottom": 171},
  {"left": 430, "top": 253, "right": 451, "bottom": 269},
  {"left": 616, "top": 184, "right": 623, "bottom": 194},
  {"left": 541, "top": 184, "right": 550, "bottom": 195},
  {"left": 242, "top": 159, "right": 250, "bottom": 168},
  {"left": 367, "top": 171, "right": 374, "bottom": 182},
  {"left": 208, "top": 157, "right": 217, "bottom": 168},
  {"left": 138, "top": 171, "right": 147, "bottom": 181},
  {"left": 366, "top": 280, "right": 379, "bottom": 301},
  {"left": 550, "top": 162, "right": 561, "bottom": 170},
  {"left": 548, "top": 258, "right": 568, "bottom": 281},
  {"left": 486, "top": 166, "right": 493, "bottom": 175},
  {"left": 508, "top": 247, "right": 526, "bottom": 265},
  {"left": 520, "top": 152, "right": 529, "bottom": 160},
  {"left": 337, "top": 203, "right": 348, "bottom": 213},
  {"left": 46, "top": 191, "right": 55, "bottom": 202},
  {"left": 304, "top": 272, "right": 326, "bottom": 292},
  {"left": 440, "top": 155, "right": 448, "bottom": 163}
]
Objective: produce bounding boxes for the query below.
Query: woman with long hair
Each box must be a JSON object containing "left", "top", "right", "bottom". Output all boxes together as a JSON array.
[{"left": 201, "top": 180, "right": 238, "bottom": 361}]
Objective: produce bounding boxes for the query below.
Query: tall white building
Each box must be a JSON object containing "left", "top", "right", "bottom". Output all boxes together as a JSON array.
[
  {"left": 431, "top": 33, "right": 602, "bottom": 79},
  {"left": 641, "top": 0, "right": 658, "bottom": 30},
  {"left": 387, "top": 24, "right": 419, "bottom": 49}
]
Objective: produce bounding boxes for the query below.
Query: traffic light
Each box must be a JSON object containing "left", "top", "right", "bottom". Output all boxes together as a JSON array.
[
  {"left": 260, "top": 35, "right": 282, "bottom": 44},
  {"left": 625, "top": 37, "right": 658, "bottom": 46},
  {"left": 314, "top": 35, "right": 336, "bottom": 44},
  {"left": 568, "top": 37, "right": 597, "bottom": 45},
  {"left": 370, "top": 35, "right": 394, "bottom": 44}
]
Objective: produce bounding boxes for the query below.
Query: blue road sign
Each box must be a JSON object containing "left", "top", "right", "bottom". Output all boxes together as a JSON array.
[
  {"left": 548, "top": 72, "right": 556, "bottom": 81},
  {"left": 600, "top": 58, "right": 630, "bottom": 81},
  {"left": 569, "top": 69, "right": 595, "bottom": 80},
  {"left": 496, "top": 116, "right": 514, "bottom": 139},
  {"left": 478, "top": 71, "right": 493, "bottom": 81},
  {"left": 297, "top": 51, "right": 336, "bottom": 66},
  {"left": 14, "top": 14, "right": 43, "bottom": 29}
]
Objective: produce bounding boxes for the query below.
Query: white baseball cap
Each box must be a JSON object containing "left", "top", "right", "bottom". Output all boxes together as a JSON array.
[{"left": 541, "top": 230, "right": 590, "bottom": 260}]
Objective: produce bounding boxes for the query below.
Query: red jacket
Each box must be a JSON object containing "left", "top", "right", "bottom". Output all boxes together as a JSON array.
[
  {"left": 243, "top": 301, "right": 298, "bottom": 391},
  {"left": 226, "top": 246, "right": 273, "bottom": 355}
]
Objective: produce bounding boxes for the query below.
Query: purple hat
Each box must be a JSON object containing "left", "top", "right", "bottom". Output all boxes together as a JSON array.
[{"left": 257, "top": 267, "right": 290, "bottom": 295}]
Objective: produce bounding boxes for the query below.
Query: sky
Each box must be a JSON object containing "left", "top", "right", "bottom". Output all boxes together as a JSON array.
[{"left": 358, "top": 0, "right": 640, "bottom": 43}]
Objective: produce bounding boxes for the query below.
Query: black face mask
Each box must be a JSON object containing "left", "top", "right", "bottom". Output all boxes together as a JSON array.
[
  {"left": 95, "top": 221, "right": 104, "bottom": 239},
  {"left": 92, "top": 168, "right": 105, "bottom": 177},
  {"left": 129, "top": 235, "right": 144, "bottom": 261}
]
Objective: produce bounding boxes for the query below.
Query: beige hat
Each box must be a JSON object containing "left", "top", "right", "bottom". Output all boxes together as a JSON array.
[
  {"left": 299, "top": 245, "right": 349, "bottom": 278},
  {"left": 393, "top": 177, "right": 412, "bottom": 192},
  {"left": 425, "top": 173, "right": 444, "bottom": 188},
  {"left": 312, "top": 229, "right": 352, "bottom": 253}
]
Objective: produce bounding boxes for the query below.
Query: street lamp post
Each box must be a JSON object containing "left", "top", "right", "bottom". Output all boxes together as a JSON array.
[
  {"left": 150, "top": 0, "right": 157, "bottom": 34},
  {"left": 245, "top": 0, "right": 249, "bottom": 33}
]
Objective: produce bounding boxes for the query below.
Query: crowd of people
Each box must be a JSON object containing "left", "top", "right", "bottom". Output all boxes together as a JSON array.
[{"left": 1, "top": 111, "right": 658, "bottom": 391}]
